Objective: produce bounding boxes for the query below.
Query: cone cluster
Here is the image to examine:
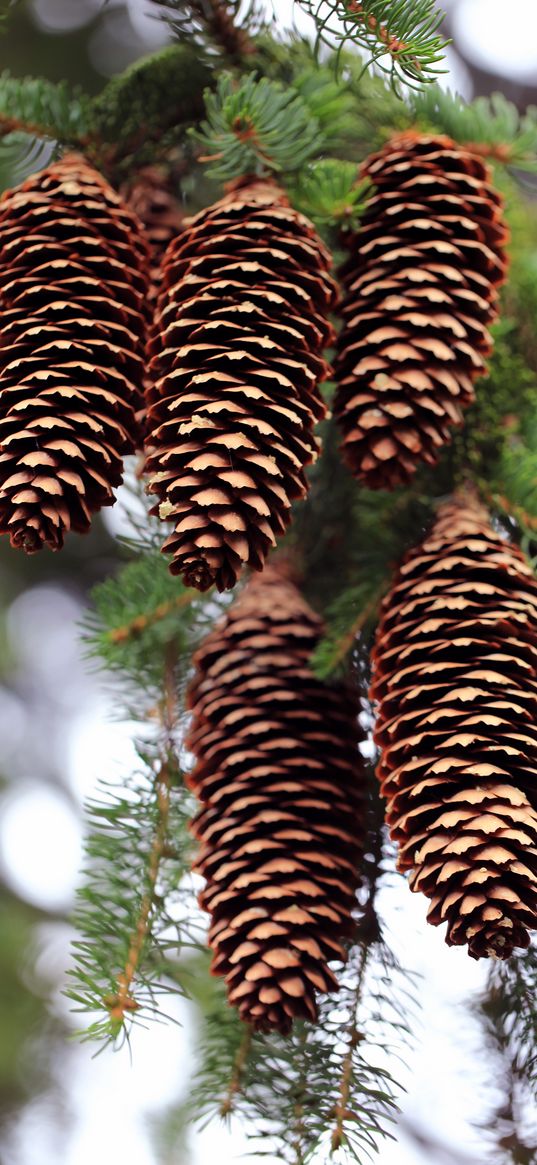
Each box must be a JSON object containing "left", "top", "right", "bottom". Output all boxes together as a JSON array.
[
  {"left": 0, "top": 154, "right": 149, "bottom": 551},
  {"left": 186, "top": 567, "right": 365, "bottom": 1032},
  {"left": 371, "top": 496, "right": 537, "bottom": 958},
  {"left": 334, "top": 133, "right": 509, "bottom": 489},
  {"left": 145, "top": 179, "right": 337, "bottom": 591}
]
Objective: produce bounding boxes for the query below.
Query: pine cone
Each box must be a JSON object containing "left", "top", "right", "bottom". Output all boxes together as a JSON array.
[
  {"left": 370, "top": 496, "right": 537, "bottom": 958},
  {"left": 121, "top": 165, "right": 184, "bottom": 294},
  {"left": 186, "top": 567, "right": 365, "bottom": 1032},
  {"left": 334, "top": 134, "right": 509, "bottom": 488},
  {"left": 145, "top": 179, "right": 337, "bottom": 591},
  {"left": 0, "top": 153, "right": 149, "bottom": 551}
]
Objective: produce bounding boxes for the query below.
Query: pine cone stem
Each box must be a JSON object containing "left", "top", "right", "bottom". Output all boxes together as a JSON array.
[{"left": 219, "top": 1025, "right": 253, "bottom": 1117}]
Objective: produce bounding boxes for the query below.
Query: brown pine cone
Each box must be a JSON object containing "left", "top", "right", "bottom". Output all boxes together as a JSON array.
[
  {"left": 0, "top": 153, "right": 150, "bottom": 551},
  {"left": 370, "top": 495, "right": 537, "bottom": 958},
  {"left": 145, "top": 179, "right": 337, "bottom": 592},
  {"left": 121, "top": 165, "right": 184, "bottom": 293},
  {"left": 334, "top": 134, "right": 509, "bottom": 489},
  {"left": 186, "top": 567, "right": 366, "bottom": 1032}
]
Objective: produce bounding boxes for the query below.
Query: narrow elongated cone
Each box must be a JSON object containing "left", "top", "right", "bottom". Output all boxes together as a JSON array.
[
  {"left": 334, "top": 134, "right": 509, "bottom": 488},
  {"left": 186, "top": 567, "right": 366, "bottom": 1032},
  {"left": 145, "top": 179, "right": 337, "bottom": 591},
  {"left": 0, "top": 153, "right": 150, "bottom": 551},
  {"left": 370, "top": 496, "right": 537, "bottom": 958}
]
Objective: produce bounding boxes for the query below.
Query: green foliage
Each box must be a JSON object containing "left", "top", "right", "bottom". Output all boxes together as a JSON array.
[
  {"left": 412, "top": 86, "right": 537, "bottom": 171},
  {"left": 288, "top": 160, "right": 369, "bottom": 229},
  {"left": 291, "top": 65, "right": 362, "bottom": 155},
  {"left": 67, "top": 543, "right": 212, "bottom": 1047},
  {"left": 295, "top": 0, "right": 448, "bottom": 92},
  {"left": 193, "top": 71, "right": 323, "bottom": 180},
  {"left": 0, "top": 70, "right": 90, "bottom": 188},
  {"left": 85, "top": 553, "right": 202, "bottom": 700},
  {"left": 0, "top": 70, "right": 91, "bottom": 142},
  {"left": 89, "top": 44, "right": 210, "bottom": 166}
]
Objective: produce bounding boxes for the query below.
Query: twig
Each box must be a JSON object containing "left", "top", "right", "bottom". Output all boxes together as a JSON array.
[
  {"left": 328, "top": 585, "right": 385, "bottom": 674},
  {"left": 204, "top": 0, "right": 256, "bottom": 57},
  {"left": 108, "top": 591, "right": 194, "bottom": 644},
  {"left": 330, "top": 940, "right": 369, "bottom": 1151},
  {"left": 291, "top": 1026, "right": 309, "bottom": 1165},
  {"left": 220, "top": 1024, "right": 253, "bottom": 1116},
  {"left": 105, "top": 652, "right": 178, "bottom": 1026}
]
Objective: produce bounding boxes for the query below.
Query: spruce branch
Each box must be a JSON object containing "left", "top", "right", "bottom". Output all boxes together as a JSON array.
[
  {"left": 193, "top": 71, "right": 322, "bottom": 179},
  {"left": 67, "top": 545, "right": 210, "bottom": 1046},
  {"left": 0, "top": 71, "right": 92, "bottom": 146},
  {"left": 107, "top": 592, "right": 195, "bottom": 646},
  {"left": 288, "top": 159, "right": 369, "bottom": 228},
  {"left": 412, "top": 87, "right": 537, "bottom": 173},
  {"left": 295, "top": 0, "right": 448, "bottom": 92},
  {"left": 220, "top": 1024, "right": 254, "bottom": 1117}
]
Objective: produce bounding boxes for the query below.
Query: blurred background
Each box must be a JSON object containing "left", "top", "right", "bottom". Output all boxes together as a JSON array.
[{"left": 0, "top": 3, "right": 536, "bottom": 1164}]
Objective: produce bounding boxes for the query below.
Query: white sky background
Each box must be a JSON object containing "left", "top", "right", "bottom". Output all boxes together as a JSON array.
[{"left": 2, "top": 1, "right": 537, "bottom": 1163}]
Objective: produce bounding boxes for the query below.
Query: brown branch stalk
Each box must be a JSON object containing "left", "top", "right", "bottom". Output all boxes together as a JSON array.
[
  {"left": 108, "top": 591, "right": 194, "bottom": 644},
  {"left": 105, "top": 652, "right": 179, "bottom": 1026}
]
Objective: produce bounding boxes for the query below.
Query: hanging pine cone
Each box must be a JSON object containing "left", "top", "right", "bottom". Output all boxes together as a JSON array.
[
  {"left": 370, "top": 495, "right": 537, "bottom": 958},
  {"left": 0, "top": 153, "right": 149, "bottom": 551},
  {"left": 145, "top": 179, "right": 337, "bottom": 591},
  {"left": 334, "top": 133, "right": 509, "bottom": 488},
  {"left": 186, "top": 567, "right": 365, "bottom": 1032}
]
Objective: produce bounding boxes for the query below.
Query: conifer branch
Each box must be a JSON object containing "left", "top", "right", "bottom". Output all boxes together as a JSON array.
[
  {"left": 312, "top": 585, "right": 386, "bottom": 679},
  {"left": 295, "top": 0, "right": 448, "bottom": 92},
  {"left": 220, "top": 1024, "right": 253, "bottom": 1117},
  {"left": 330, "top": 941, "right": 368, "bottom": 1152},
  {"left": 412, "top": 87, "right": 537, "bottom": 173},
  {"left": 473, "top": 945, "right": 537, "bottom": 1162},
  {"left": 105, "top": 653, "right": 177, "bottom": 1029},
  {"left": 106, "top": 760, "right": 173, "bottom": 1028},
  {"left": 107, "top": 592, "right": 195, "bottom": 645},
  {"left": 193, "top": 71, "right": 322, "bottom": 179},
  {"left": 67, "top": 542, "right": 209, "bottom": 1046},
  {"left": 0, "top": 71, "right": 92, "bottom": 146}
]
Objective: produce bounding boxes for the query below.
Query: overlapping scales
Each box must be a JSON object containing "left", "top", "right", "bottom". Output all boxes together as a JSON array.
[
  {"left": 0, "top": 153, "right": 149, "bottom": 551},
  {"left": 145, "top": 180, "right": 337, "bottom": 591},
  {"left": 186, "top": 568, "right": 366, "bottom": 1032},
  {"left": 334, "top": 134, "right": 508, "bottom": 488},
  {"left": 371, "top": 497, "right": 537, "bottom": 958}
]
